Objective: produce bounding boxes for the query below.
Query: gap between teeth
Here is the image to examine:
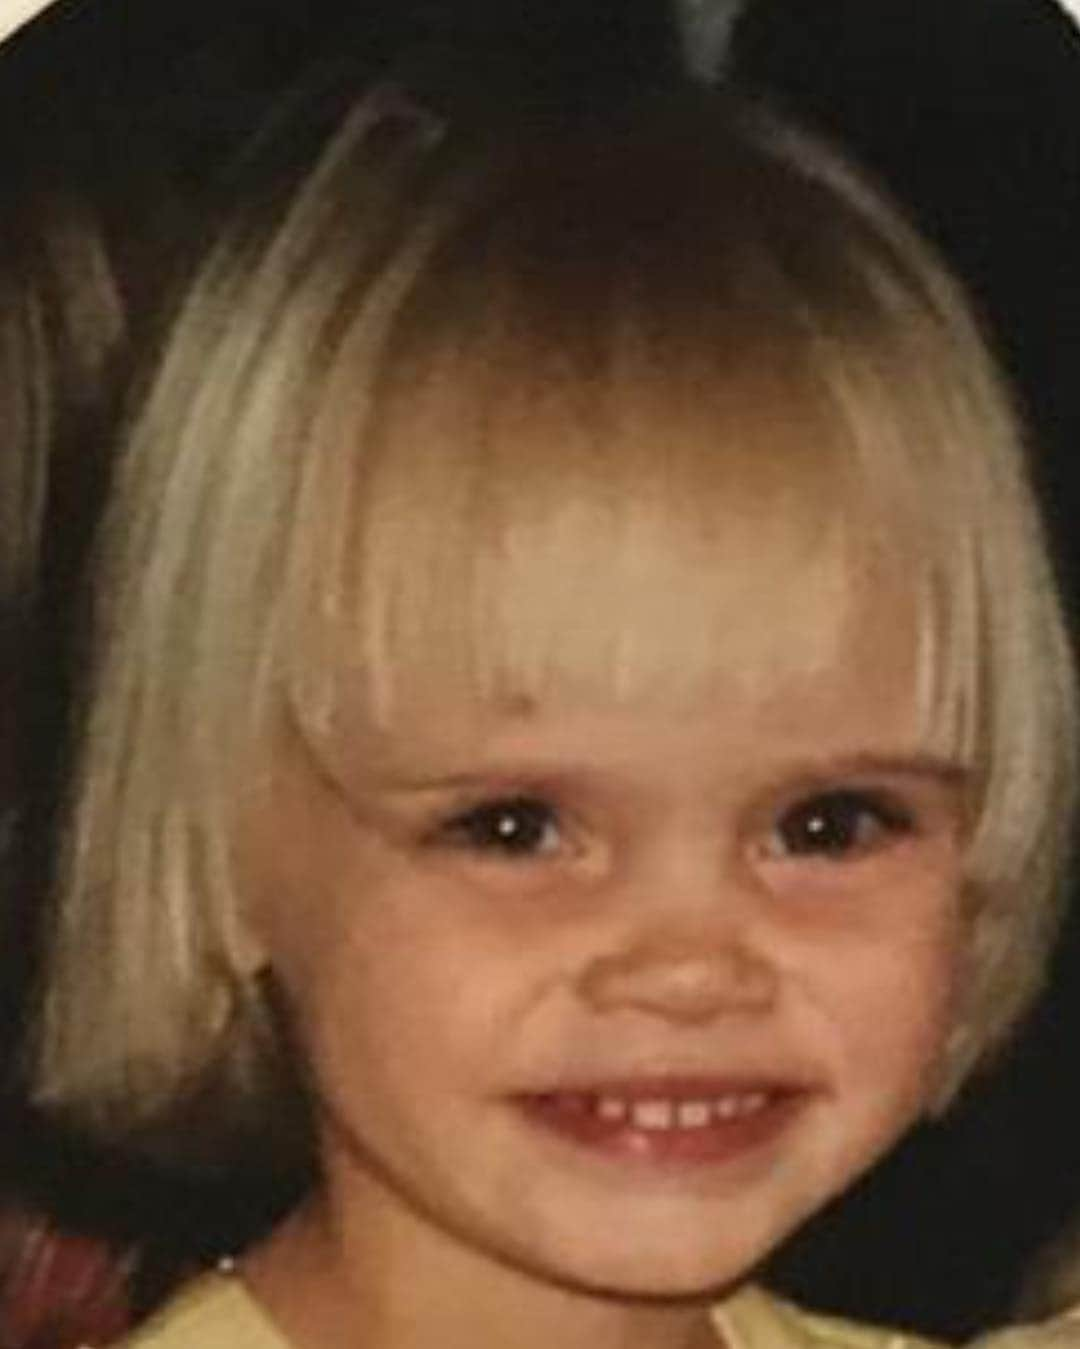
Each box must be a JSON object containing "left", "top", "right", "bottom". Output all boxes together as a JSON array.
[{"left": 595, "top": 1093, "right": 768, "bottom": 1130}]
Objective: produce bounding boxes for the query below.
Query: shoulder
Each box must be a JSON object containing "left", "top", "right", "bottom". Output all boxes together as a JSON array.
[
  {"left": 716, "top": 1288, "right": 1080, "bottom": 1349},
  {"left": 110, "top": 1272, "right": 288, "bottom": 1349},
  {"left": 716, "top": 1287, "right": 945, "bottom": 1349}
]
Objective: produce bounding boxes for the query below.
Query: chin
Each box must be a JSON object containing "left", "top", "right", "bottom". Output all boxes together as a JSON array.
[{"left": 502, "top": 1223, "right": 778, "bottom": 1303}]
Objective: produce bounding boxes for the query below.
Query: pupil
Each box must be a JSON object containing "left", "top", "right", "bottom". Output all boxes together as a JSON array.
[
  {"left": 487, "top": 800, "right": 547, "bottom": 851},
  {"left": 791, "top": 797, "right": 858, "bottom": 853}
]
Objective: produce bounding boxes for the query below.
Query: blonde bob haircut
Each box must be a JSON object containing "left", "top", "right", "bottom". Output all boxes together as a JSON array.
[{"left": 34, "top": 85, "right": 1077, "bottom": 1169}]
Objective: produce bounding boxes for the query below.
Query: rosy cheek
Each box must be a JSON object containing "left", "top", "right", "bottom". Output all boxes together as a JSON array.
[
  {"left": 791, "top": 900, "right": 960, "bottom": 1056},
  {"left": 858, "top": 956, "right": 959, "bottom": 1084}
]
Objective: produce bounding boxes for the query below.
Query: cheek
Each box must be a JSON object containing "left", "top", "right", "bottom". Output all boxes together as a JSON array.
[
  {"left": 268, "top": 862, "right": 539, "bottom": 1102},
  {"left": 241, "top": 767, "right": 537, "bottom": 1117},
  {"left": 813, "top": 897, "right": 965, "bottom": 1100}
]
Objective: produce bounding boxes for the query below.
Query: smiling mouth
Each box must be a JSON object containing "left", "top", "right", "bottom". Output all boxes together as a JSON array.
[{"left": 515, "top": 1079, "right": 811, "bottom": 1165}]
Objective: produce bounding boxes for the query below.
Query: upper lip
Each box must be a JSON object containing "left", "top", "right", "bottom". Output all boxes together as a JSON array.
[{"left": 517, "top": 1074, "right": 818, "bottom": 1100}]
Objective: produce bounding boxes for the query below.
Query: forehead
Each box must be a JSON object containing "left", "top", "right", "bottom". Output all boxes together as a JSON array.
[
  {"left": 313, "top": 327, "right": 936, "bottom": 722},
  {"left": 303, "top": 502, "right": 928, "bottom": 793}
]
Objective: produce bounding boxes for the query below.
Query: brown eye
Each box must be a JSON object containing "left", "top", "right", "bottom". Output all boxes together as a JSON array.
[
  {"left": 439, "top": 796, "right": 563, "bottom": 859},
  {"left": 773, "top": 790, "right": 913, "bottom": 859}
]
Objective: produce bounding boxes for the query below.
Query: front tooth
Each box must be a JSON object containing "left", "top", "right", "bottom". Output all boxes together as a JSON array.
[
  {"left": 676, "top": 1100, "right": 711, "bottom": 1129},
  {"left": 714, "top": 1095, "right": 740, "bottom": 1120},
  {"left": 631, "top": 1099, "right": 674, "bottom": 1130},
  {"left": 597, "top": 1095, "right": 628, "bottom": 1122}
]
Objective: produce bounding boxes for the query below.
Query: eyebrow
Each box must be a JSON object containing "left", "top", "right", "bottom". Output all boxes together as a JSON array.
[
  {"left": 366, "top": 752, "right": 971, "bottom": 797},
  {"left": 781, "top": 753, "right": 969, "bottom": 787}
]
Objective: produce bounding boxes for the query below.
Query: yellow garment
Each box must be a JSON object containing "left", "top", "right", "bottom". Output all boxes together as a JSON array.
[
  {"left": 106, "top": 1272, "right": 945, "bottom": 1349},
  {"left": 109, "top": 1273, "right": 281, "bottom": 1349}
]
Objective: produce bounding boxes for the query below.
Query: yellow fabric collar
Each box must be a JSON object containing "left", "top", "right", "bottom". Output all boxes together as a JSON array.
[{"left": 117, "top": 1272, "right": 944, "bottom": 1349}]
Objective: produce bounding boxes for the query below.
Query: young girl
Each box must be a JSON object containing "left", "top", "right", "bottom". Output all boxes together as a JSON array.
[{"left": 32, "top": 81, "right": 1078, "bottom": 1349}]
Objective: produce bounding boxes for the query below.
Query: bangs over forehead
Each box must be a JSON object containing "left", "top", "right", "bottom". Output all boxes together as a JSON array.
[{"left": 289, "top": 113, "right": 975, "bottom": 752}]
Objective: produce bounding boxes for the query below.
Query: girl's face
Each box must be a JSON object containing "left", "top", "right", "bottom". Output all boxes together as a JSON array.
[{"left": 245, "top": 576, "right": 965, "bottom": 1301}]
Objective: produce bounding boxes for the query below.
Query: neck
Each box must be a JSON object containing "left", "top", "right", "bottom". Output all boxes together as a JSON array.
[{"left": 242, "top": 1189, "right": 725, "bottom": 1349}]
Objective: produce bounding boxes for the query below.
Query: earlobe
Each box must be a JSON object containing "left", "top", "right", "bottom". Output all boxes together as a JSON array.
[
  {"left": 923, "top": 1021, "right": 976, "bottom": 1117},
  {"left": 227, "top": 798, "right": 282, "bottom": 978},
  {"left": 202, "top": 911, "right": 273, "bottom": 1061},
  {"left": 230, "top": 919, "right": 270, "bottom": 980},
  {"left": 223, "top": 894, "right": 271, "bottom": 980}
]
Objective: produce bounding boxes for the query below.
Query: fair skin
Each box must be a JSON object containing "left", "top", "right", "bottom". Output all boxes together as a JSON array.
[{"left": 240, "top": 565, "right": 966, "bottom": 1349}]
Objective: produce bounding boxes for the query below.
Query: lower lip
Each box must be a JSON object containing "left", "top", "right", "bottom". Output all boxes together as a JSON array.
[{"left": 514, "top": 1090, "right": 807, "bottom": 1167}]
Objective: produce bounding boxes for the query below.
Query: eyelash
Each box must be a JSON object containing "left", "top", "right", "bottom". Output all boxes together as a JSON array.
[
  {"left": 766, "top": 788, "right": 915, "bottom": 861},
  {"left": 432, "top": 795, "right": 565, "bottom": 860},
  {"left": 428, "top": 787, "right": 915, "bottom": 865}
]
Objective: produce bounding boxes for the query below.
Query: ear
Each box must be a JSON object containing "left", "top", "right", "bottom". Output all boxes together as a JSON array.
[
  {"left": 224, "top": 905, "right": 270, "bottom": 979},
  {"left": 225, "top": 764, "right": 287, "bottom": 978},
  {"left": 923, "top": 1020, "right": 977, "bottom": 1118},
  {"left": 200, "top": 905, "right": 271, "bottom": 1054}
]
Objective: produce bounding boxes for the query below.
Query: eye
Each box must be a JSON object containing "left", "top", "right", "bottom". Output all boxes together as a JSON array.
[
  {"left": 770, "top": 789, "right": 914, "bottom": 860},
  {"left": 435, "top": 795, "right": 564, "bottom": 859}
]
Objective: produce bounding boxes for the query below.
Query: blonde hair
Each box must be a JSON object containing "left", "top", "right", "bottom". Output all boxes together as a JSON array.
[
  {"left": 0, "top": 190, "right": 126, "bottom": 942},
  {"left": 33, "top": 87, "right": 1077, "bottom": 1170},
  {"left": 0, "top": 198, "right": 123, "bottom": 601}
]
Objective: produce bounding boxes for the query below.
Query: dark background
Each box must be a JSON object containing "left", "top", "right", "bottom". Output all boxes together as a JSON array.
[{"left": 1, "top": 0, "right": 1078, "bottom": 1337}]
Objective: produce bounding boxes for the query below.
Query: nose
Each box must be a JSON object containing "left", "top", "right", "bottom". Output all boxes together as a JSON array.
[{"left": 578, "top": 923, "right": 779, "bottom": 1026}]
